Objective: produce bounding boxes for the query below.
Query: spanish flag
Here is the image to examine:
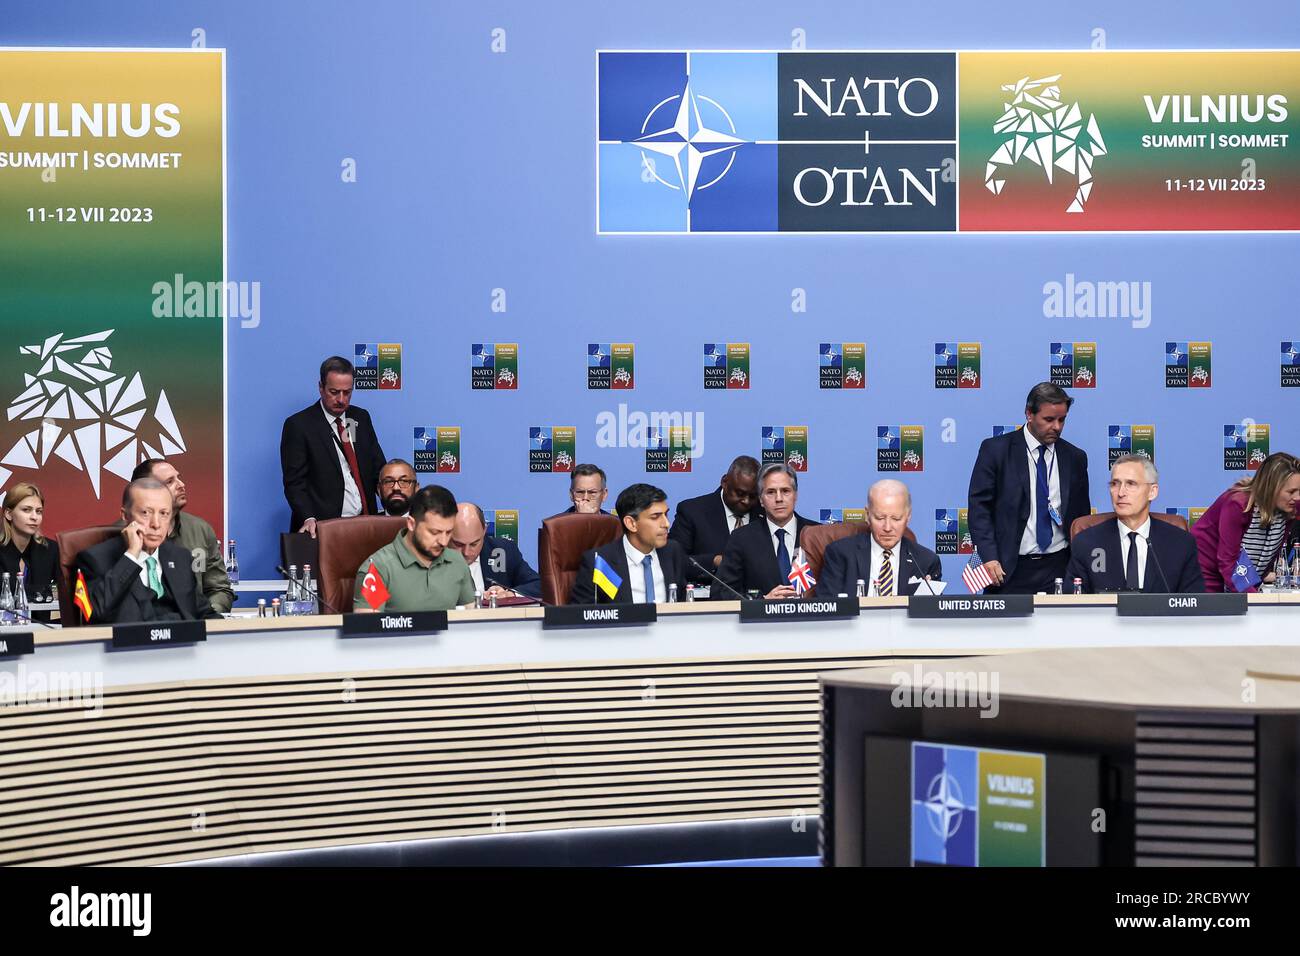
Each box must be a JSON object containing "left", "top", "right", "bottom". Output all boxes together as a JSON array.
[
  {"left": 592, "top": 553, "right": 623, "bottom": 601},
  {"left": 73, "top": 569, "right": 93, "bottom": 622}
]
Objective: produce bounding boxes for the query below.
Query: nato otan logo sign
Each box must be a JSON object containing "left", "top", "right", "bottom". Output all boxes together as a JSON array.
[
  {"left": 935, "top": 508, "right": 974, "bottom": 554},
  {"left": 646, "top": 426, "right": 692, "bottom": 472},
  {"left": 354, "top": 343, "right": 401, "bottom": 390},
  {"left": 704, "top": 343, "right": 749, "bottom": 389},
  {"left": 598, "top": 52, "right": 956, "bottom": 233},
  {"left": 413, "top": 427, "right": 460, "bottom": 473},
  {"left": 762, "top": 426, "right": 808, "bottom": 472},
  {"left": 1050, "top": 341, "right": 1096, "bottom": 388},
  {"left": 1165, "top": 341, "right": 1211, "bottom": 388},
  {"left": 935, "top": 342, "right": 980, "bottom": 388},
  {"left": 820, "top": 508, "right": 866, "bottom": 524},
  {"left": 484, "top": 509, "right": 519, "bottom": 541},
  {"left": 819, "top": 343, "right": 866, "bottom": 389},
  {"left": 588, "top": 343, "right": 635, "bottom": 389},
  {"left": 1224, "top": 423, "right": 1269, "bottom": 471},
  {"left": 1108, "top": 425, "right": 1155, "bottom": 468},
  {"left": 529, "top": 426, "right": 577, "bottom": 473},
  {"left": 472, "top": 344, "right": 518, "bottom": 390},
  {"left": 878, "top": 426, "right": 924, "bottom": 471},
  {"left": 1282, "top": 341, "right": 1300, "bottom": 387},
  {"left": 1165, "top": 506, "right": 1208, "bottom": 529}
]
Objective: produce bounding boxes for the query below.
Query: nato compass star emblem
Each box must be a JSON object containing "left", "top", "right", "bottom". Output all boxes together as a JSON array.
[
  {"left": 633, "top": 77, "right": 748, "bottom": 202},
  {"left": 924, "top": 770, "right": 968, "bottom": 839}
]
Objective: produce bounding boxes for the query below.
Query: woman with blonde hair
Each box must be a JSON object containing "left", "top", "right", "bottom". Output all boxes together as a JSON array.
[
  {"left": 1192, "top": 453, "right": 1300, "bottom": 591},
  {"left": 0, "top": 481, "right": 59, "bottom": 602}
]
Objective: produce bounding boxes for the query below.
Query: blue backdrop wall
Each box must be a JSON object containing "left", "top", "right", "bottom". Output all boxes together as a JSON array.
[{"left": 5, "top": 1, "right": 1298, "bottom": 589}]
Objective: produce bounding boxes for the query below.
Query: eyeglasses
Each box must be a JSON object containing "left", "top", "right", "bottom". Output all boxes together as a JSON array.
[
  {"left": 379, "top": 477, "right": 416, "bottom": 489},
  {"left": 571, "top": 490, "right": 605, "bottom": 498}
]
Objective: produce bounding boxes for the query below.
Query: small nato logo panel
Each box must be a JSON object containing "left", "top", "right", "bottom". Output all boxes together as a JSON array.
[
  {"left": 912, "top": 743, "right": 978, "bottom": 866},
  {"left": 1050, "top": 341, "right": 1096, "bottom": 388},
  {"left": 597, "top": 51, "right": 956, "bottom": 233},
  {"left": 1282, "top": 342, "right": 1300, "bottom": 387}
]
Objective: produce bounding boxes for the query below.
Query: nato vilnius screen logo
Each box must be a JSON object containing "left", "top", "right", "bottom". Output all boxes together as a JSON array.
[
  {"left": 588, "top": 344, "right": 635, "bottom": 390},
  {"left": 472, "top": 344, "right": 518, "bottom": 390},
  {"left": 598, "top": 52, "right": 956, "bottom": 234},
  {"left": 761, "top": 426, "right": 808, "bottom": 472},
  {"left": 1165, "top": 341, "right": 1211, "bottom": 388},
  {"left": 1108, "top": 425, "right": 1155, "bottom": 468},
  {"left": 413, "top": 427, "right": 459, "bottom": 473},
  {"left": 935, "top": 343, "right": 980, "bottom": 388},
  {"left": 704, "top": 343, "right": 749, "bottom": 389},
  {"left": 1224, "top": 423, "right": 1269, "bottom": 471},
  {"left": 354, "top": 343, "right": 401, "bottom": 390},
  {"left": 935, "top": 508, "right": 974, "bottom": 554},
  {"left": 878, "top": 426, "right": 924, "bottom": 471},
  {"left": 1050, "top": 342, "right": 1096, "bottom": 388},
  {"left": 529, "top": 426, "right": 577, "bottom": 473},
  {"left": 819, "top": 343, "right": 866, "bottom": 389}
]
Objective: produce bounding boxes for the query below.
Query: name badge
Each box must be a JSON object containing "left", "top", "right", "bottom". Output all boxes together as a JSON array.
[
  {"left": 111, "top": 619, "right": 207, "bottom": 649},
  {"left": 1117, "top": 593, "right": 1247, "bottom": 617},
  {"left": 0, "top": 632, "right": 35, "bottom": 658},
  {"left": 341, "top": 610, "right": 448, "bottom": 637},
  {"left": 543, "top": 603, "right": 657, "bottom": 630},
  {"left": 1048, "top": 504, "right": 1063, "bottom": 526},
  {"left": 908, "top": 595, "right": 1035, "bottom": 618},
  {"left": 738, "top": 596, "right": 859, "bottom": 623}
]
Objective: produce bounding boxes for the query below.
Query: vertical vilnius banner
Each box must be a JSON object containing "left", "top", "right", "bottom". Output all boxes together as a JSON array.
[{"left": 0, "top": 50, "right": 225, "bottom": 534}]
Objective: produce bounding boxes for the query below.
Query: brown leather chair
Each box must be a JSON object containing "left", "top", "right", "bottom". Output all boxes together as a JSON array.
[
  {"left": 316, "top": 516, "right": 407, "bottom": 613},
  {"left": 799, "top": 521, "right": 917, "bottom": 596},
  {"left": 55, "top": 526, "right": 121, "bottom": 626},
  {"left": 538, "top": 513, "right": 622, "bottom": 605},
  {"left": 1070, "top": 510, "right": 1187, "bottom": 540}
]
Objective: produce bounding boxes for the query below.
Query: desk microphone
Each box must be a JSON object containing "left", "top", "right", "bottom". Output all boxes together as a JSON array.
[
  {"left": 276, "top": 565, "right": 342, "bottom": 615},
  {"left": 904, "top": 550, "right": 939, "bottom": 596},
  {"left": 1143, "top": 534, "right": 1173, "bottom": 593},
  {"left": 687, "top": 556, "right": 749, "bottom": 601}
]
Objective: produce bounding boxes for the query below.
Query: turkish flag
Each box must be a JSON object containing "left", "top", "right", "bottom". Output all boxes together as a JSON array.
[{"left": 360, "top": 561, "right": 390, "bottom": 610}]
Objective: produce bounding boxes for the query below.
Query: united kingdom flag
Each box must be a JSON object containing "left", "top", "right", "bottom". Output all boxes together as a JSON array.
[{"left": 787, "top": 549, "right": 816, "bottom": 596}]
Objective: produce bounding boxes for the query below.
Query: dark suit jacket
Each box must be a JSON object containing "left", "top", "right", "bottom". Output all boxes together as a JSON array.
[
  {"left": 477, "top": 535, "right": 542, "bottom": 599},
  {"left": 570, "top": 538, "right": 688, "bottom": 605},
  {"left": 1066, "top": 517, "right": 1206, "bottom": 594},
  {"left": 559, "top": 506, "right": 611, "bottom": 516},
  {"left": 669, "top": 487, "right": 763, "bottom": 584},
  {"left": 76, "top": 536, "right": 221, "bottom": 624},
  {"left": 967, "top": 429, "right": 1091, "bottom": 579},
  {"left": 280, "top": 401, "right": 386, "bottom": 531},
  {"left": 712, "top": 514, "right": 821, "bottom": 599},
  {"left": 818, "top": 535, "right": 943, "bottom": 598}
]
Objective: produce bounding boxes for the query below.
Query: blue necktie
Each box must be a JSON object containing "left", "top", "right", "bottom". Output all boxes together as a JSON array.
[
  {"left": 775, "top": 528, "right": 791, "bottom": 583},
  {"left": 1035, "top": 446, "right": 1053, "bottom": 553},
  {"left": 642, "top": 554, "right": 655, "bottom": 604},
  {"left": 1125, "top": 531, "right": 1140, "bottom": 591}
]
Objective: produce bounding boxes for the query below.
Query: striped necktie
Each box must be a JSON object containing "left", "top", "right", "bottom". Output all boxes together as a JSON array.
[{"left": 876, "top": 548, "right": 894, "bottom": 597}]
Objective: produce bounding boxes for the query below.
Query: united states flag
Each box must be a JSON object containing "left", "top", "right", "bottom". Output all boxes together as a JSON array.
[
  {"left": 788, "top": 549, "right": 816, "bottom": 596},
  {"left": 961, "top": 548, "right": 993, "bottom": 594}
]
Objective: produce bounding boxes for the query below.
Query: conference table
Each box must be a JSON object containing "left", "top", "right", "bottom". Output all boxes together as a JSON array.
[{"left": 2, "top": 594, "right": 1298, "bottom": 866}]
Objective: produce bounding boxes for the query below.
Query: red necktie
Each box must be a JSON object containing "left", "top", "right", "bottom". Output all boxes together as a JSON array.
[{"left": 336, "top": 417, "right": 369, "bottom": 514}]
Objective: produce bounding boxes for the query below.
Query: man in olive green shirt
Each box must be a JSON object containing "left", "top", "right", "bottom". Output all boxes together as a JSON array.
[
  {"left": 354, "top": 485, "right": 476, "bottom": 612},
  {"left": 126, "top": 458, "right": 235, "bottom": 614}
]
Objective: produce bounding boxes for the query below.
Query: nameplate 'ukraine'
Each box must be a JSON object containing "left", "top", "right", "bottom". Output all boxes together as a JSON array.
[
  {"left": 0, "top": 632, "right": 35, "bottom": 657},
  {"left": 341, "top": 610, "right": 448, "bottom": 637},
  {"left": 908, "top": 595, "right": 1034, "bottom": 618},
  {"left": 739, "top": 596, "right": 860, "bottom": 623},
  {"left": 1116, "top": 593, "right": 1247, "bottom": 617},
  {"left": 544, "top": 604, "right": 657, "bottom": 630},
  {"left": 111, "top": 620, "right": 207, "bottom": 649}
]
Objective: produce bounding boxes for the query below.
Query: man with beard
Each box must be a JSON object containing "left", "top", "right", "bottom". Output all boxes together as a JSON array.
[
  {"left": 377, "top": 459, "right": 419, "bottom": 517},
  {"left": 352, "top": 485, "right": 476, "bottom": 612},
  {"left": 127, "top": 458, "right": 234, "bottom": 614}
]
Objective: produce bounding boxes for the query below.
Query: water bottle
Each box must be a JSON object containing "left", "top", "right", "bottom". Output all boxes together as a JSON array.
[
  {"left": 285, "top": 565, "right": 300, "bottom": 615},
  {"left": 271, "top": 597, "right": 281, "bottom": 617},
  {"left": 301, "top": 564, "right": 318, "bottom": 614},
  {"left": 488, "top": 591, "right": 498, "bottom": 610},
  {"left": 855, "top": 579, "right": 866, "bottom": 599},
  {"left": 226, "top": 539, "right": 240, "bottom": 585},
  {"left": 685, "top": 584, "right": 696, "bottom": 603},
  {"left": 1274, "top": 554, "right": 1290, "bottom": 592},
  {"left": 14, "top": 571, "right": 29, "bottom": 623},
  {"left": 257, "top": 598, "right": 267, "bottom": 618},
  {"left": 0, "top": 572, "right": 14, "bottom": 625},
  {"left": 667, "top": 583, "right": 678, "bottom": 603},
  {"left": 1290, "top": 548, "right": 1300, "bottom": 593},
  {"left": 475, "top": 589, "right": 484, "bottom": 609}
]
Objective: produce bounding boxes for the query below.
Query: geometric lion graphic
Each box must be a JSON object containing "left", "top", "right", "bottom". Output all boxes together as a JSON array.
[
  {"left": 1, "top": 329, "right": 186, "bottom": 497},
  {"left": 985, "top": 74, "right": 1107, "bottom": 213}
]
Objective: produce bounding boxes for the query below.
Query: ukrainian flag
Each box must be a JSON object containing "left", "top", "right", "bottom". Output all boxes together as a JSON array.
[{"left": 592, "top": 553, "right": 623, "bottom": 600}]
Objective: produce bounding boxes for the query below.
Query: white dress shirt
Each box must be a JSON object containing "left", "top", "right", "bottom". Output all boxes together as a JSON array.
[
  {"left": 320, "top": 401, "right": 362, "bottom": 518},
  {"left": 1019, "top": 429, "right": 1066, "bottom": 556},
  {"left": 467, "top": 556, "right": 485, "bottom": 595},
  {"left": 124, "top": 547, "right": 166, "bottom": 592},
  {"left": 765, "top": 516, "right": 798, "bottom": 567},
  {"left": 867, "top": 538, "right": 899, "bottom": 597},
  {"left": 624, "top": 537, "right": 665, "bottom": 604},
  {"left": 721, "top": 489, "right": 750, "bottom": 532},
  {"left": 1119, "top": 517, "right": 1151, "bottom": 590}
]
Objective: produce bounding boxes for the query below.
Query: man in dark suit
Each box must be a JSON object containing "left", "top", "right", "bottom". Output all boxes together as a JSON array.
[
  {"left": 1067, "top": 455, "right": 1205, "bottom": 593},
  {"left": 77, "top": 478, "right": 222, "bottom": 624},
  {"left": 280, "top": 355, "right": 386, "bottom": 536},
  {"left": 669, "top": 454, "right": 763, "bottom": 585},
  {"left": 967, "top": 382, "right": 1091, "bottom": 594},
  {"left": 450, "top": 502, "right": 542, "bottom": 600},
  {"left": 713, "top": 463, "right": 821, "bottom": 599},
  {"left": 820, "top": 479, "right": 943, "bottom": 597},
  {"left": 570, "top": 483, "right": 688, "bottom": 605}
]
